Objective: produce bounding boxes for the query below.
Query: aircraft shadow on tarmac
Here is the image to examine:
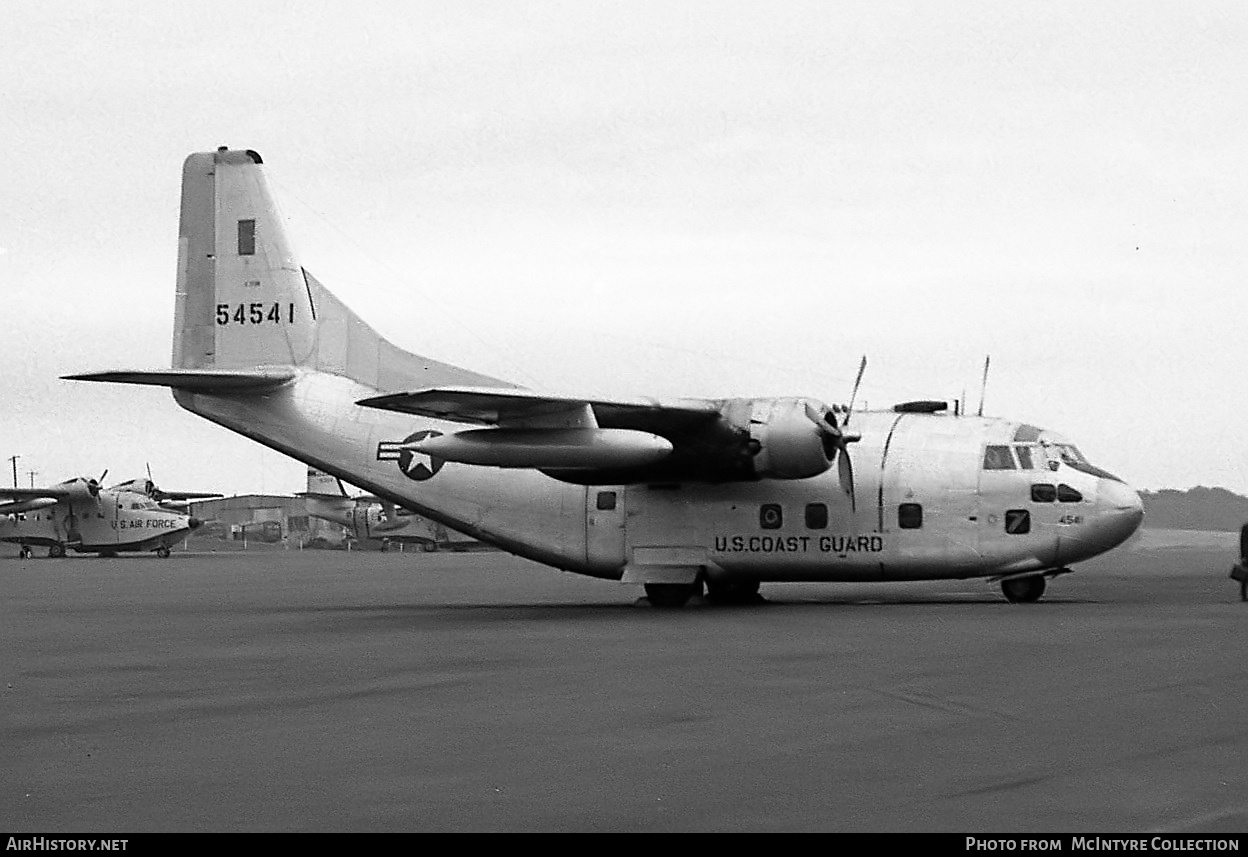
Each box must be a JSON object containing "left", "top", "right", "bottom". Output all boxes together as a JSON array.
[{"left": 291, "top": 593, "right": 1099, "bottom": 628}]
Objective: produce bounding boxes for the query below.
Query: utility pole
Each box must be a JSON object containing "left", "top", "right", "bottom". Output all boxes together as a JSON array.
[
  {"left": 8, "top": 455, "right": 18, "bottom": 489},
  {"left": 28, "top": 470, "right": 36, "bottom": 488}
]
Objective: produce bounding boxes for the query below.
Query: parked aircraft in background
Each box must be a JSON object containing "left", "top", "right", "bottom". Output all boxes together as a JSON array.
[
  {"left": 0, "top": 474, "right": 211, "bottom": 558},
  {"left": 67, "top": 147, "right": 1144, "bottom": 605},
  {"left": 302, "top": 468, "right": 477, "bottom": 551},
  {"left": 109, "top": 468, "right": 222, "bottom": 511}
]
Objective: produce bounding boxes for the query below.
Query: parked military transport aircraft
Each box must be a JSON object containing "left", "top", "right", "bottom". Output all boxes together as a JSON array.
[
  {"left": 302, "top": 467, "right": 477, "bottom": 551},
  {"left": 66, "top": 147, "right": 1144, "bottom": 605},
  {"left": 0, "top": 474, "right": 209, "bottom": 558}
]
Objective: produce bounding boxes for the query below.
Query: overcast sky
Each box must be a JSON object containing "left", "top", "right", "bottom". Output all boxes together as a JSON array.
[{"left": 2, "top": 1, "right": 1246, "bottom": 496}]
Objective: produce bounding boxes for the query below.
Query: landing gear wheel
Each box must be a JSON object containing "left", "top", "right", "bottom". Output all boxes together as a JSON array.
[
  {"left": 706, "top": 579, "right": 762, "bottom": 605},
  {"left": 644, "top": 582, "right": 701, "bottom": 609},
  {"left": 19, "top": 546, "right": 32, "bottom": 559},
  {"left": 156, "top": 545, "right": 171, "bottom": 558},
  {"left": 1001, "top": 576, "right": 1046, "bottom": 603},
  {"left": 421, "top": 541, "right": 438, "bottom": 553},
  {"left": 48, "top": 543, "right": 66, "bottom": 558}
]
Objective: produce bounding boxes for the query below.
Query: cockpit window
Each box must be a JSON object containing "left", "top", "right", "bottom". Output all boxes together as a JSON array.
[
  {"left": 1013, "top": 424, "right": 1043, "bottom": 443},
  {"left": 1057, "top": 483, "right": 1083, "bottom": 503},
  {"left": 1015, "top": 446, "right": 1034, "bottom": 470},
  {"left": 983, "top": 445, "right": 1016, "bottom": 470},
  {"left": 1056, "top": 444, "right": 1124, "bottom": 482},
  {"left": 1031, "top": 483, "right": 1057, "bottom": 503}
]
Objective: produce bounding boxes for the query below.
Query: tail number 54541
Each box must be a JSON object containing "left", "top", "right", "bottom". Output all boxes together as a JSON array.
[{"left": 216, "top": 302, "right": 296, "bottom": 325}]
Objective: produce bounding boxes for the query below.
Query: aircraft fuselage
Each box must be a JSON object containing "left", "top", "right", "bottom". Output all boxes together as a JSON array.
[{"left": 178, "top": 371, "right": 1141, "bottom": 584}]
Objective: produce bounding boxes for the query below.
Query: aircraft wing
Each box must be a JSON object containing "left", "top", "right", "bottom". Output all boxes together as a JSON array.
[
  {"left": 157, "top": 491, "right": 223, "bottom": 501},
  {"left": 357, "top": 386, "right": 748, "bottom": 482},
  {"left": 356, "top": 386, "right": 720, "bottom": 428},
  {"left": 0, "top": 497, "right": 59, "bottom": 515},
  {"left": 0, "top": 487, "right": 71, "bottom": 501}
]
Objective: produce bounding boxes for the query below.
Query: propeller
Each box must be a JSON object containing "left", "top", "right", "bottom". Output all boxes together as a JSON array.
[
  {"left": 86, "top": 469, "right": 108, "bottom": 497},
  {"left": 809, "top": 356, "right": 866, "bottom": 512}
]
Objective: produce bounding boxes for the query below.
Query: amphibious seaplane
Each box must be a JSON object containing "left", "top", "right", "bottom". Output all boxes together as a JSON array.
[
  {"left": 0, "top": 474, "right": 210, "bottom": 558},
  {"left": 66, "top": 147, "right": 1144, "bottom": 605},
  {"left": 302, "top": 467, "right": 477, "bottom": 551}
]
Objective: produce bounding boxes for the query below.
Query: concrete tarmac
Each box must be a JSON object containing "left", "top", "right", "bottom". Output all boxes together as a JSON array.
[{"left": 2, "top": 540, "right": 1247, "bottom": 832}]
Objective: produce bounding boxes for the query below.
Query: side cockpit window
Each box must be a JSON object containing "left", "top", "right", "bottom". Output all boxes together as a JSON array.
[
  {"left": 1057, "top": 484, "right": 1083, "bottom": 503},
  {"left": 983, "top": 445, "right": 1016, "bottom": 470},
  {"left": 1015, "top": 446, "right": 1034, "bottom": 470}
]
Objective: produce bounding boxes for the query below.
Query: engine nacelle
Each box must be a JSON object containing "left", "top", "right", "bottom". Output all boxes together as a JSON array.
[
  {"left": 747, "top": 398, "right": 835, "bottom": 480},
  {"left": 55, "top": 477, "right": 102, "bottom": 501}
]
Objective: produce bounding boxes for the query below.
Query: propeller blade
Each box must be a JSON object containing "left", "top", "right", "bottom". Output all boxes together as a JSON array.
[
  {"left": 838, "top": 446, "right": 856, "bottom": 513},
  {"left": 844, "top": 355, "right": 867, "bottom": 427}
]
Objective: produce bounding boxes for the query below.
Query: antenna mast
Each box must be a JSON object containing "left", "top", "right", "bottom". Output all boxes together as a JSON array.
[{"left": 976, "top": 356, "right": 991, "bottom": 417}]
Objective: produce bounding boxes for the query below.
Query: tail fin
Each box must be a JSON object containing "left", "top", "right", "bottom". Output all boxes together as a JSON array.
[
  {"left": 173, "top": 147, "right": 508, "bottom": 392},
  {"left": 305, "top": 467, "right": 349, "bottom": 499}
]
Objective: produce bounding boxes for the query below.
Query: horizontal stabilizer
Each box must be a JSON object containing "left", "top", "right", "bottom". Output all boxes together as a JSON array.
[
  {"left": 63, "top": 368, "right": 297, "bottom": 391},
  {"left": 357, "top": 386, "right": 718, "bottom": 427}
]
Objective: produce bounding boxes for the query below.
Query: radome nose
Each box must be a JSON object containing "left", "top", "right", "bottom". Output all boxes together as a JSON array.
[{"left": 1093, "top": 479, "right": 1144, "bottom": 550}]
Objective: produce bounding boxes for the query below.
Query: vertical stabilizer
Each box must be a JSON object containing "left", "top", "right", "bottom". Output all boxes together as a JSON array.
[
  {"left": 173, "top": 147, "right": 508, "bottom": 392},
  {"left": 306, "top": 467, "right": 349, "bottom": 498},
  {"left": 175, "top": 148, "right": 316, "bottom": 370}
]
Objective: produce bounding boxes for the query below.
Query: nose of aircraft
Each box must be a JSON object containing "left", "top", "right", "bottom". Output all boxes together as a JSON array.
[{"left": 1089, "top": 478, "right": 1144, "bottom": 552}]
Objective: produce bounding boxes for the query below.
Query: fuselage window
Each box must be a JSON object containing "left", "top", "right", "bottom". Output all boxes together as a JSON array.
[
  {"left": 1031, "top": 483, "right": 1057, "bottom": 503},
  {"left": 805, "top": 503, "right": 828, "bottom": 530},
  {"left": 898, "top": 503, "right": 923, "bottom": 529},
  {"left": 238, "top": 219, "right": 256, "bottom": 256},
  {"left": 1057, "top": 484, "right": 1083, "bottom": 503},
  {"left": 983, "top": 445, "right": 1016, "bottom": 470},
  {"left": 760, "top": 504, "right": 783, "bottom": 530},
  {"left": 1005, "top": 509, "right": 1031, "bottom": 534},
  {"left": 1015, "top": 446, "right": 1034, "bottom": 470},
  {"left": 596, "top": 491, "right": 617, "bottom": 511}
]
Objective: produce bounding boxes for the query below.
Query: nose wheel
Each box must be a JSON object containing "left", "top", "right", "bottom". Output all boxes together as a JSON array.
[
  {"left": 1001, "top": 575, "right": 1046, "bottom": 603},
  {"left": 18, "top": 545, "right": 32, "bottom": 559}
]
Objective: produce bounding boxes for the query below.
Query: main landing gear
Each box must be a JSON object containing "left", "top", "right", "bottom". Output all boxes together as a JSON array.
[
  {"left": 644, "top": 581, "right": 703, "bottom": 609},
  {"left": 155, "top": 545, "right": 171, "bottom": 558},
  {"left": 644, "top": 578, "right": 766, "bottom": 608},
  {"left": 48, "top": 543, "right": 66, "bottom": 558},
  {"left": 1001, "top": 575, "right": 1046, "bottom": 604}
]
